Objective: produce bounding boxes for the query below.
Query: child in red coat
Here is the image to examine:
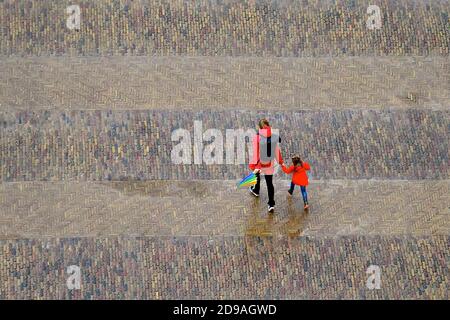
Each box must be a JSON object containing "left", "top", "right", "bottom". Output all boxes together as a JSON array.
[{"left": 281, "top": 155, "right": 311, "bottom": 209}]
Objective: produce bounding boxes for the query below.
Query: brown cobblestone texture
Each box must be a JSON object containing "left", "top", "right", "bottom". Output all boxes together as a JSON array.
[
  {"left": 0, "top": 180, "right": 448, "bottom": 238},
  {"left": 0, "top": 0, "right": 449, "bottom": 301},
  {"left": 0, "top": 0, "right": 449, "bottom": 57},
  {"left": 0, "top": 109, "right": 448, "bottom": 181},
  {"left": 0, "top": 236, "right": 448, "bottom": 299},
  {"left": 0, "top": 56, "right": 449, "bottom": 110}
]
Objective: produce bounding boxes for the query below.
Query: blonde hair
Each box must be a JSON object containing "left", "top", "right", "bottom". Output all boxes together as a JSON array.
[{"left": 258, "top": 118, "right": 270, "bottom": 129}]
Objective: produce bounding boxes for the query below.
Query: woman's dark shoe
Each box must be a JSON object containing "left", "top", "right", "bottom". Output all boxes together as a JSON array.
[{"left": 249, "top": 187, "right": 259, "bottom": 197}]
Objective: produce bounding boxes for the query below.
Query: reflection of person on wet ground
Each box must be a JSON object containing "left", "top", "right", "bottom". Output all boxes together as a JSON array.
[
  {"left": 285, "top": 196, "right": 309, "bottom": 237},
  {"left": 245, "top": 187, "right": 309, "bottom": 238}
]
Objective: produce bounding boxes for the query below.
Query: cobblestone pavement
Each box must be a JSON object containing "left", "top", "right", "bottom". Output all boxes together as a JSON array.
[
  {"left": 0, "top": 236, "right": 448, "bottom": 299},
  {"left": 1, "top": 109, "right": 448, "bottom": 181},
  {"left": 1, "top": 0, "right": 449, "bottom": 300},
  {"left": 1, "top": 56, "right": 449, "bottom": 110},
  {"left": 0, "top": 180, "right": 449, "bottom": 239},
  {"left": 1, "top": 0, "right": 448, "bottom": 56}
]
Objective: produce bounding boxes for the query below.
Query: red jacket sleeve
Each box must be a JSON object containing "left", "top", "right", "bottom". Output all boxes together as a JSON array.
[
  {"left": 275, "top": 145, "right": 283, "bottom": 165},
  {"left": 249, "top": 134, "right": 260, "bottom": 170},
  {"left": 302, "top": 162, "right": 311, "bottom": 170},
  {"left": 282, "top": 165, "right": 295, "bottom": 174}
]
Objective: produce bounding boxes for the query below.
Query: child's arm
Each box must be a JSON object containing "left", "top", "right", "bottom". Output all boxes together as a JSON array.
[
  {"left": 281, "top": 164, "right": 294, "bottom": 174},
  {"left": 302, "top": 162, "right": 311, "bottom": 170}
]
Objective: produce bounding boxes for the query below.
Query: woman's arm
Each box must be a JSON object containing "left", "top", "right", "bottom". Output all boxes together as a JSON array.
[
  {"left": 249, "top": 134, "right": 260, "bottom": 170},
  {"left": 275, "top": 144, "right": 284, "bottom": 165}
]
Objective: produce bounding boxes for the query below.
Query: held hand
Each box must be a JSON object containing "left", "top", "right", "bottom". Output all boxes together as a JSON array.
[{"left": 253, "top": 169, "right": 261, "bottom": 174}]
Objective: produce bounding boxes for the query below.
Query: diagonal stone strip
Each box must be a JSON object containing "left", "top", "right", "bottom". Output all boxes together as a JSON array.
[
  {"left": 0, "top": 180, "right": 448, "bottom": 239},
  {"left": 0, "top": 56, "right": 449, "bottom": 110}
]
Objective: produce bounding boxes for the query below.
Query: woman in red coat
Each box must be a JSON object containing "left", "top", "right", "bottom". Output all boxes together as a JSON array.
[
  {"left": 249, "top": 118, "right": 284, "bottom": 213},
  {"left": 281, "top": 155, "right": 311, "bottom": 209}
]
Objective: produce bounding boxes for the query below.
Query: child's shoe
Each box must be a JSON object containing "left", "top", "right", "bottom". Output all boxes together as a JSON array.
[
  {"left": 304, "top": 203, "right": 309, "bottom": 210},
  {"left": 287, "top": 190, "right": 293, "bottom": 196}
]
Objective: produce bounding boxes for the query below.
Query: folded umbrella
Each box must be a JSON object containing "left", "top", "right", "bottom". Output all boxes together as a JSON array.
[{"left": 237, "top": 172, "right": 258, "bottom": 188}]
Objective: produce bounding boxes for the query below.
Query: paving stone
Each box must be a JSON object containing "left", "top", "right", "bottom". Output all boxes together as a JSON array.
[
  {"left": 1, "top": 109, "right": 448, "bottom": 181},
  {"left": 1, "top": 56, "right": 448, "bottom": 110},
  {"left": 0, "top": 236, "right": 447, "bottom": 299},
  {"left": 0, "top": 0, "right": 448, "bottom": 301},
  {"left": 0, "top": 0, "right": 448, "bottom": 56},
  {"left": 0, "top": 180, "right": 448, "bottom": 238}
]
